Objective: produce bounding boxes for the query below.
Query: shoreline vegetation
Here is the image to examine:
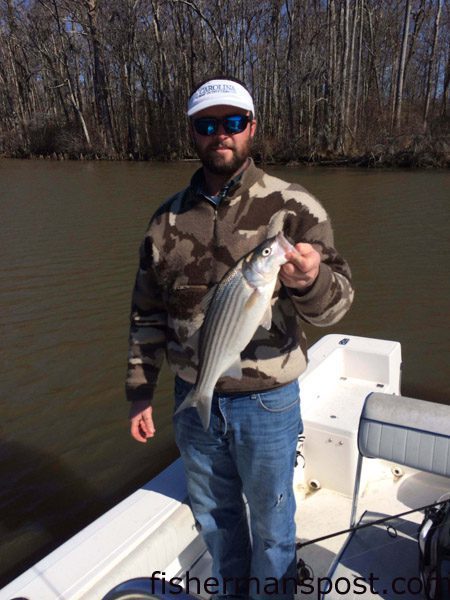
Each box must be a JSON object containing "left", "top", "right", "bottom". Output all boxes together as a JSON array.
[
  {"left": 1, "top": 135, "right": 448, "bottom": 168},
  {"left": 1, "top": 1, "right": 449, "bottom": 169}
]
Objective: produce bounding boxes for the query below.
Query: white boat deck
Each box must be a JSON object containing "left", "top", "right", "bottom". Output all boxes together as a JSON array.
[
  {"left": 294, "top": 466, "right": 449, "bottom": 598},
  {"left": 174, "top": 463, "right": 449, "bottom": 599},
  {"left": 2, "top": 334, "right": 448, "bottom": 600}
]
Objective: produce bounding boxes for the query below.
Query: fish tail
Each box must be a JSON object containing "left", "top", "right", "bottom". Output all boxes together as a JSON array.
[
  {"left": 174, "top": 389, "right": 212, "bottom": 431},
  {"left": 174, "top": 389, "right": 197, "bottom": 415}
]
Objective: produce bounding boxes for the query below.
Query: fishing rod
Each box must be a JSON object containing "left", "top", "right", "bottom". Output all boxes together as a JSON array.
[
  {"left": 296, "top": 497, "right": 450, "bottom": 550},
  {"left": 295, "top": 497, "right": 450, "bottom": 585}
]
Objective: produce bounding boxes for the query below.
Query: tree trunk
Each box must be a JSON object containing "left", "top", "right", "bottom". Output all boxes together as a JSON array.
[
  {"left": 423, "top": 0, "right": 442, "bottom": 129},
  {"left": 393, "top": 0, "right": 411, "bottom": 131},
  {"left": 339, "top": 0, "right": 350, "bottom": 152},
  {"left": 345, "top": 0, "right": 358, "bottom": 142},
  {"left": 85, "top": 0, "right": 117, "bottom": 153},
  {"left": 353, "top": 0, "right": 364, "bottom": 140}
]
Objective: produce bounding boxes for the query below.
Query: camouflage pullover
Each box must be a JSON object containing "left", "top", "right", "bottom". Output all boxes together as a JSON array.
[{"left": 126, "top": 160, "right": 354, "bottom": 403}]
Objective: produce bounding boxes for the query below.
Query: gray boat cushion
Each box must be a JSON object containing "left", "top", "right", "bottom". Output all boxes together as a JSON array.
[{"left": 358, "top": 393, "right": 450, "bottom": 478}]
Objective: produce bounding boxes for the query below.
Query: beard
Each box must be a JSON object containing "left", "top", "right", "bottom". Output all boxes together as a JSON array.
[{"left": 194, "top": 135, "right": 253, "bottom": 176}]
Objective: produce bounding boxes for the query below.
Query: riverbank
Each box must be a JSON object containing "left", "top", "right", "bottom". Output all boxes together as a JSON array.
[
  {"left": 2, "top": 135, "right": 449, "bottom": 168},
  {"left": 258, "top": 133, "right": 450, "bottom": 168}
]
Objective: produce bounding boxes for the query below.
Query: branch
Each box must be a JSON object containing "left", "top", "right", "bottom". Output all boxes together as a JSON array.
[{"left": 169, "top": 0, "right": 224, "bottom": 61}]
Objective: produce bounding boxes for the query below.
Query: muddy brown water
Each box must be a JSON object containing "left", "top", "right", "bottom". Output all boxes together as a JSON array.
[{"left": 0, "top": 159, "right": 448, "bottom": 585}]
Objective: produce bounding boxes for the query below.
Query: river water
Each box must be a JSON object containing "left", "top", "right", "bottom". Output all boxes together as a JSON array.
[{"left": 0, "top": 159, "right": 449, "bottom": 586}]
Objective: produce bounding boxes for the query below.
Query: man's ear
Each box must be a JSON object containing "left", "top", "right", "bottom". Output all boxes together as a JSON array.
[{"left": 250, "top": 118, "right": 257, "bottom": 138}]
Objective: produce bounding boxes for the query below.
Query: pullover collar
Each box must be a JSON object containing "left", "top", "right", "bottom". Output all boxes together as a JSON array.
[{"left": 190, "top": 158, "right": 264, "bottom": 206}]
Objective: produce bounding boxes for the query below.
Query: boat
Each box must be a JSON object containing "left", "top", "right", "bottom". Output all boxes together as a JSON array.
[{"left": 2, "top": 334, "right": 449, "bottom": 600}]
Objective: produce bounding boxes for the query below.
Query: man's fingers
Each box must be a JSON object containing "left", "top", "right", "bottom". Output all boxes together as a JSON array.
[
  {"left": 281, "top": 261, "right": 308, "bottom": 280},
  {"left": 285, "top": 243, "right": 320, "bottom": 273},
  {"left": 283, "top": 252, "right": 314, "bottom": 276},
  {"left": 285, "top": 254, "right": 307, "bottom": 273},
  {"left": 295, "top": 242, "right": 316, "bottom": 255},
  {"left": 139, "top": 413, "right": 155, "bottom": 435},
  {"left": 280, "top": 270, "right": 307, "bottom": 284},
  {"left": 130, "top": 417, "right": 155, "bottom": 443},
  {"left": 280, "top": 242, "right": 321, "bottom": 291},
  {"left": 285, "top": 243, "right": 317, "bottom": 269},
  {"left": 285, "top": 248, "right": 307, "bottom": 272},
  {"left": 130, "top": 419, "right": 148, "bottom": 443},
  {"left": 129, "top": 404, "right": 155, "bottom": 443}
]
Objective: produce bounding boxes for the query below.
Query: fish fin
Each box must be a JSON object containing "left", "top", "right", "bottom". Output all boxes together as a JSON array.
[
  {"left": 200, "top": 284, "right": 218, "bottom": 314},
  {"left": 184, "top": 285, "right": 218, "bottom": 343},
  {"left": 244, "top": 288, "right": 260, "bottom": 311},
  {"left": 244, "top": 289, "right": 272, "bottom": 330},
  {"left": 174, "top": 389, "right": 212, "bottom": 431},
  {"left": 196, "top": 399, "right": 212, "bottom": 431},
  {"left": 260, "top": 304, "right": 273, "bottom": 330},
  {"left": 222, "top": 357, "right": 243, "bottom": 380},
  {"left": 174, "top": 389, "right": 197, "bottom": 415}
]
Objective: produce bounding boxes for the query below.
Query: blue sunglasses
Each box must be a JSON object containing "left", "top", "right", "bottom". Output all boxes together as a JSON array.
[{"left": 193, "top": 114, "right": 249, "bottom": 136}]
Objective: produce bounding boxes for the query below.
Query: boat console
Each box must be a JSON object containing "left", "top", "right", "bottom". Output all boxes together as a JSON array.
[{"left": 299, "top": 334, "right": 402, "bottom": 496}]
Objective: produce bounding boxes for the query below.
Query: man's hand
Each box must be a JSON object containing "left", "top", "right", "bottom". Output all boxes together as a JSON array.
[
  {"left": 129, "top": 400, "right": 155, "bottom": 443},
  {"left": 280, "top": 242, "right": 321, "bottom": 291}
]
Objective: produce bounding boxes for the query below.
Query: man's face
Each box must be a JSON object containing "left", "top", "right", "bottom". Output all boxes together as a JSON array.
[{"left": 190, "top": 105, "right": 257, "bottom": 177}]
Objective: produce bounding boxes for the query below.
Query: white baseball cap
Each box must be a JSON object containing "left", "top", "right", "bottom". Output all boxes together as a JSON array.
[{"left": 187, "top": 79, "right": 255, "bottom": 117}]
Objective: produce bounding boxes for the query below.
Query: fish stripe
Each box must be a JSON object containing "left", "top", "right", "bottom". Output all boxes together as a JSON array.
[
  {"left": 199, "top": 273, "right": 246, "bottom": 387},
  {"left": 197, "top": 284, "right": 228, "bottom": 385},
  {"left": 200, "top": 279, "right": 239, "bottom": 381},
  {"left": 206, "top": 271, "right": 241, "bottom": 355},
  {"left": 218, "top": 278, "right": 246, "bottom": 352}
]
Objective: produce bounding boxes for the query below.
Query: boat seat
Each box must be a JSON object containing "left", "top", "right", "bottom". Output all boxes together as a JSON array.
[
  {"left": 351, "top": 391, "right": 450, "bottom": 527},
  {"left": 323, "top": 394, "right": 450, "bottom": 599}
]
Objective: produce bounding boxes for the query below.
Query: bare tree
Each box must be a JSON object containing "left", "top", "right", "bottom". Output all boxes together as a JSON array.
[
  {"left": 0, "top": 0, "right": 447, "bottom": 162},
  {"left": 393, "top": 0, "right": 412, "bottom": 131},
  {"left": 423, "top": 0, "right": 442, "bottom": 129}
]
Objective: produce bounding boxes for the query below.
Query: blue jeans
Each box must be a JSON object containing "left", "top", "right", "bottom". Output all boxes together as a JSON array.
[{"left": 173, "top": 376, "right": 303, "bottom": 600}]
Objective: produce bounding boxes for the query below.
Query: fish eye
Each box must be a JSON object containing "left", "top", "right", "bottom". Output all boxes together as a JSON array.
[{"left": 262, "top": 247, "right": 272, "bottom": 257}]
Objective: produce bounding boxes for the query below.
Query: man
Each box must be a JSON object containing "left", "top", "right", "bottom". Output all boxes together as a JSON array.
[{"left": 126, "top": 76, "right": 354, "bottom": 599}]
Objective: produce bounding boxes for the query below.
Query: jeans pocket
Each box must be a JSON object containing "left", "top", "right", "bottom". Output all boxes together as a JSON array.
[{"left": 256, "top": 380, "right": 300, "bottom": 413}]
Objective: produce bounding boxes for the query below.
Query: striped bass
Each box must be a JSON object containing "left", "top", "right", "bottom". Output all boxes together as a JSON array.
[{"left": 175, "top": 232, "right": 295, "bottom": 429}]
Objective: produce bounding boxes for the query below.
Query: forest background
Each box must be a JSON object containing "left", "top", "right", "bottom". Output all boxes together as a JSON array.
[{"left": 0, "top": 0, "right": 448, "bottom": 166}]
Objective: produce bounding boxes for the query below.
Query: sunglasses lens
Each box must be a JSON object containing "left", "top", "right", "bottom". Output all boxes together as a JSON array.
[
  {"left": 193, "top": 115, "right": 249, "bottom": 136},
  {"left": 223, "top": 115, "right": 248, "bottom": 134},
  {"left": 194, "top": 118, "right": 217, "bottom": 136}
]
